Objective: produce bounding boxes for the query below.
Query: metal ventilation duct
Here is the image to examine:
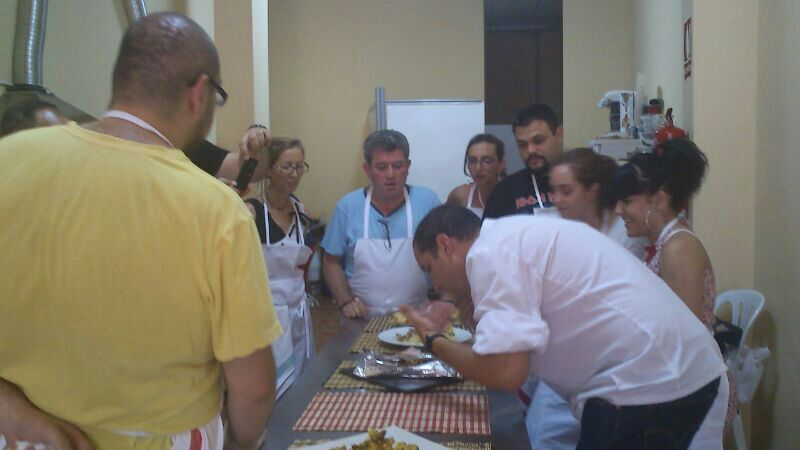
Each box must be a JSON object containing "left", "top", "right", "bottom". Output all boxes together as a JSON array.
[
  {"left": 123, "top": 0, "right": 148, "bottom": 23},
  {"left": 0, "top": 0, "right": 94, "bottom": 124},
  {"left": 13, "top": 0, "right": 46, "bottom": 87}
]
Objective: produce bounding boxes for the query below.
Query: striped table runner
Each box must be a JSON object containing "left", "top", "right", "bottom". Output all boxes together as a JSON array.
[
  {"left": 293, "top": 391, "right": 491, "bottom": 435},
  {"left": 288, "top": 439, "right": 491, "bottom": 449}
]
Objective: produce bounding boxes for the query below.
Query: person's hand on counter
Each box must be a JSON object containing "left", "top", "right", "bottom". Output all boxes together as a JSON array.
[{"left": 340, "top": 297, "right": 368, "bottom": 319}]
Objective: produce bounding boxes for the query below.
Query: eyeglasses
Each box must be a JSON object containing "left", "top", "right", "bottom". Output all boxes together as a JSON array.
[
  {"left": 378, "top": 219, "right": 392, "bottom": 251},
  {"left": 188, "top": 73, "right": 228, "bottom": 107},
  {"left": 467, "top": 157, "right": 497, "bottom": 167},
  {"left": 206, "top": 76, "right": 228, "bottom": 107},
  {"left": 274, "top": 162, "right": 310, "bottom": 175}
]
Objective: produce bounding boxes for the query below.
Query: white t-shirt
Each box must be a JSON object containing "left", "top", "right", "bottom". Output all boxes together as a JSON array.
[{"left": 468, "top": 216, "right": 726, "bottom": 418}]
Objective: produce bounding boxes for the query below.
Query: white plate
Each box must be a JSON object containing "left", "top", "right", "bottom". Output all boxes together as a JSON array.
[
  {"left": 377, "top": 326, "right": 472, "bottom": 347},
  {"left": 292, "top": 425, "right": 449, "bottom": 449}
]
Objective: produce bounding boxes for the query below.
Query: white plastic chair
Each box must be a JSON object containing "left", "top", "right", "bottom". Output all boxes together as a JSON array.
[
  {"left": 714, "top": 289, "right": 766, "bottom": 450},
  {"left": 715, "top": 289, "right": 766, "bottom": 357}
]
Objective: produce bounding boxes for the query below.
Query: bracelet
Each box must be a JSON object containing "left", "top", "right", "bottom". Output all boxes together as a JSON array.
[
  {"left": 424, "top": 333, "right": 446, "bottom": 354},
  {"left": 338, "top": 299, "right": 355, "bottom": 310},
  {"left": 248, "top": 124, "right": 268, "bottom": 130}
]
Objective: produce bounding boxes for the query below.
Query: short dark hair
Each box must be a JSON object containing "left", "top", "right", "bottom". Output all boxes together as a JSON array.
[
  {"left": 554, "top": 148, "right": 619, "bottom": 210},
  {"left": 512, "top": 103, "right": 560, "bottom": 135},
  {"left": 0, "top": 100, "right": 61, "bottom": 137},
  {"left": 413, "top": 205, "right": 481, "bottom": 257},
  {"left": 463, "top": 133, "right": 505, "bottom": 178},
  {"left": 612, "top": 138, "right": 709, "bottom": 212},
  {"left": 111, "top": 13, "right": 219, "bottom": 114},
  {"left": 363, "top": 129, "right": 410, "bottom": 164}
]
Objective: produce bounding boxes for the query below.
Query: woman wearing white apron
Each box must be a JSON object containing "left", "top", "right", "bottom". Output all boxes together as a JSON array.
[
  {"left": 347, "top": 187, "right": 429, "bottom": 316},
  {"left": 446, "top": 133, "right": 506, "bottom": 218},
  {"left": 245, "top": 137, "right": 314, "bottom": 398}
]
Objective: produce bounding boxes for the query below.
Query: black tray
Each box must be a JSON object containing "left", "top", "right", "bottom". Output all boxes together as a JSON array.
[{"left": 339, "top": 367, "right": 461, "bottom": 393}]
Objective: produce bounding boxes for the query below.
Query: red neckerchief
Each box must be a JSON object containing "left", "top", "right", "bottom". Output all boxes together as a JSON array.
[{"left": 645, "top": 245, "right": 657, "bottom": 263}]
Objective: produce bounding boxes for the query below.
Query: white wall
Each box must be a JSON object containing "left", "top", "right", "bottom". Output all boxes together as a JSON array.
[
  {"left": 632, "top": 0, "right": 685, "bottom": 127},
  {"left": 269, "top": 0, "right": 484, "bottom": 217},
  {"left": 690, "top": 0, "right": 758, "bottom": 292},
  {"left": 251, "top": 0, "right": 270, "bottom": 126},
  {"left": 563, "top": 0, "right": 634, "bottom": 148},
  {"left": 753, "top": 1, "right": 800, "bottom": 448},
  {"left": 0, "top": 2, "right": 16, "bottom": 87}
]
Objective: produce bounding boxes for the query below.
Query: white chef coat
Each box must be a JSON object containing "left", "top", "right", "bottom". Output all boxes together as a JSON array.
[
  {"left": 523, "top": 211, "right": 649, "bottom": 449},
  {"left": 468, "top": 216, "right": 727, "bottom": 419}
]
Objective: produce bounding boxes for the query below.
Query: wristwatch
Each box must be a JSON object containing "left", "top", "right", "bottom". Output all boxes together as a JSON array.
[{"left": 424, "top": 333, "right": 446, "bottom": 354}]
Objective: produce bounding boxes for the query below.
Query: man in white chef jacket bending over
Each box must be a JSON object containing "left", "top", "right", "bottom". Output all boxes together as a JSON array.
[
  {"left": 321, "top": 130, "right": 440, "bottom": 318},
  {"left": 402, "top": 205, "right": 729, "bottom": 450}
]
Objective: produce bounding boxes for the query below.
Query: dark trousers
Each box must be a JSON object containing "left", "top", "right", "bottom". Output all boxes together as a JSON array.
[{"left": 577, "top": 377, "right": 721, "bottom": 450}]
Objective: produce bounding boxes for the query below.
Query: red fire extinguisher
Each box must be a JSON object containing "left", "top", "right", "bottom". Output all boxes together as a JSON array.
[{"left": 655, "top": 108, "right": 687, "bottom": 144}]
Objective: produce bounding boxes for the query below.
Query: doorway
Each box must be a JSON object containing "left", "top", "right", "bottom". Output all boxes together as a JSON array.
[{"left": 484, "top": 0, "right": 563, "bottom": 173}]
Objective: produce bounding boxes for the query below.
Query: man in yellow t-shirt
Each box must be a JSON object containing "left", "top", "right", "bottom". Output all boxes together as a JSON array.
[{"left": 0, "top": 13, "right": 281, "bottom": 450}]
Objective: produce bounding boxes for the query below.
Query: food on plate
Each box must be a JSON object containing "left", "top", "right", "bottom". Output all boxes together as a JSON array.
[
  {"left": 395, "top": 324, "right": 456, "bottom": 345},
  {"left": 392, "top": 308, "right": 459, "bottom": 326},
  {"left": 339, "top": 428, "right": 419, "bottom": 450},
  {"left": 391, "top": 311, "right": 409, "bottom": 325},
  {"left": 395, "top": 327, "right": 423, "bottom": 345}
]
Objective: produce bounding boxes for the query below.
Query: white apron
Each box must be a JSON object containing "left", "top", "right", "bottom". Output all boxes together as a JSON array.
[
  {"left": 531, "top": 174, "right": 560, "bottom": 218},
  {"left": 102, "top": 110, "right": 175, "bottom": 148},
  {"left": 348, "top": 188, "right": 428, "bottom": 316},
  {"left": 262, "top": 198, "right": 314, "bottom": 398},
  {"left": 466, "top": 183, "right": 484, "bottom": 218}
]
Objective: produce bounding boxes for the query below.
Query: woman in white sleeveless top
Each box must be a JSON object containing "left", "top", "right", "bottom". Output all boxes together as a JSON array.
[
  {"left": 446, "top": 133, "right": 505, "bottom": 218},
  {"left": 613, "top": 138, "right": 736, "bottom": 448}
]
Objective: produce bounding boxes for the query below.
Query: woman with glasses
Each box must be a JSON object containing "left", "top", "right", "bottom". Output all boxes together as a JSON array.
[
  {"left": 244, "top": 137, "right": 314, "bottom": 398},
  {"left": 446, "top": 133, "right": 506, "bottom": 218},
  {"left": 612, "top": 138, "right": 736, "bottom": 445}
]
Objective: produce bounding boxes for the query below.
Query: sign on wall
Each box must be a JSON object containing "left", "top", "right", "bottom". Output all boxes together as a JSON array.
[{"left": 684, "top": 17, "right": 693, "bottom": 79}]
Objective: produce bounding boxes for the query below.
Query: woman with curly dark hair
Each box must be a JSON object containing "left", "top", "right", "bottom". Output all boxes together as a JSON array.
[{"left": 613, "top": 138, "right": 736, "bottom": 446}]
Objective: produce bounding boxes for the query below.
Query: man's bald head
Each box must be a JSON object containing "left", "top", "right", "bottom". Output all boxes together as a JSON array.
[{"left": 111, "top": 13, "right": 219, "bottom": 115}]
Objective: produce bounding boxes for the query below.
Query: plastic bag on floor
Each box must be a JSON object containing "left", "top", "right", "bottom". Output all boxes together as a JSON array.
[{"left": 730, "top": 345, "right": 770, "bottom": 403}]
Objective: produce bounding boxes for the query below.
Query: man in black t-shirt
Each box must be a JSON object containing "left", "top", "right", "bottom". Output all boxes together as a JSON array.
[
  {"left": 186, "top": 126, "right": 271, "bottom": 183},
  {"left": 483, "top": 104, "right": 564, "bottom": 219}
]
